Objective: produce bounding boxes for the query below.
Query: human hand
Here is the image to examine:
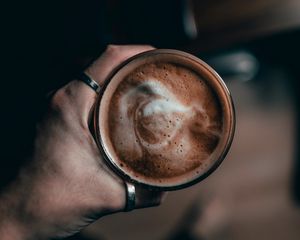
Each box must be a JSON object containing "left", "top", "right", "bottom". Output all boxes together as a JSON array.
[{"left": 0, "top": 45, "right": 166, "bottom": 240}]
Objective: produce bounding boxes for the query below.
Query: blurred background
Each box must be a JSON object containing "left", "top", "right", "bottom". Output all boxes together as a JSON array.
[{"left": 2, "top": 0, "right": 300, "bottom": 239}]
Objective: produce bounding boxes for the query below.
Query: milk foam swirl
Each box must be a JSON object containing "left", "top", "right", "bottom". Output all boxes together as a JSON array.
[{"left": 121, "top": 80, "right": 192, "bottom": 148}]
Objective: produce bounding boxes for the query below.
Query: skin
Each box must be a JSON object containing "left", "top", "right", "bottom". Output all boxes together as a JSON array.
[{"left": 0, "top": 45, "right": 165, "bottom": 240}]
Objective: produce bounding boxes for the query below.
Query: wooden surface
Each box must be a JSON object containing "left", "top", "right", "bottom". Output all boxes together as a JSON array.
[{"left": 187, "top": 0, "right": 300, "bottom": 52}]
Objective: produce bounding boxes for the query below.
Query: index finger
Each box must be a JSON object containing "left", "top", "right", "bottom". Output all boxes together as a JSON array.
[
  {"left": 58, "top": 45, "right": 155, "bottom": 124},
  {"left": 85, "top": 45, "right": 155, "bottom": 86}
]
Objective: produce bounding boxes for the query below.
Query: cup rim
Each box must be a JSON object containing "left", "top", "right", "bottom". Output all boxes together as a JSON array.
[{"left": 93, "top": 49, "right": 236, "bottom": 190}]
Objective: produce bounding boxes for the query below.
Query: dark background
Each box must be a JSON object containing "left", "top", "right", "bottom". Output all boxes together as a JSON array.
[{"left": 1, "top": 1, "right": 300, "bottom": 239}]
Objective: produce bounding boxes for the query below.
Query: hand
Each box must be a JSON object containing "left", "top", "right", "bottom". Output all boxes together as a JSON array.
[{"left": 0, "top": 45, "right": 166, "bottom": 240}]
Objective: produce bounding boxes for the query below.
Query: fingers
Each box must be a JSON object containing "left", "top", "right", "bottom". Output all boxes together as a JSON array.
[
  {"left": 56, "top": 45, "right": 154, "bottom": 124},
  {"left": 75, "top": 44, "right": 155, "bottom": 101},
  {"left": 48, "top": 45, "right": 155, "bottom": 128},
  {"left": 47, "top": 45, "right": 168, "bottom": 214},
  {"left": 85, "top": 44, "right": 155, "bottom": 86},
  {"left": 82, "top": 45, "right": 167, "bottom": 211}
]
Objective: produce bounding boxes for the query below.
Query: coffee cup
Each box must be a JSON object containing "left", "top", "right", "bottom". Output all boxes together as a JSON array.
[{"left": 92, "top": 49, "right": 235, "bottom": 190}]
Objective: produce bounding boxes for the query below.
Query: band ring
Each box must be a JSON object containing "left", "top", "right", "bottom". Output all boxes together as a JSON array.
[
  {"left": 78, "top": 72, "right": 101, "bottom": 94},
  {"left": 124, "top": 182, "right": 136, "bottom": 211}
]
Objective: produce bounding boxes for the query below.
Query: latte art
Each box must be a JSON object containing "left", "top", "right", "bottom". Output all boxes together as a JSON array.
[
  {"left": 105, "top": 62, "right": 223, "bottom": 184},
  {"left": 120, "top": 80, "right": 192, "bottom": 147}
]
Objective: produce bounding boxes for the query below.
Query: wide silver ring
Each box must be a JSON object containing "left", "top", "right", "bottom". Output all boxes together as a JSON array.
[
  {"left": 124, "top": 182, "right": 136, "bottom": 212},
  {"left": 78, "top": 72, "right": 101, "bottom": 94}
]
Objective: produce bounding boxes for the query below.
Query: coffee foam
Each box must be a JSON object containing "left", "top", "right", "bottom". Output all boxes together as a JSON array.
[{"left": 100, "top": 61, "right": 223, "bottom": 186}]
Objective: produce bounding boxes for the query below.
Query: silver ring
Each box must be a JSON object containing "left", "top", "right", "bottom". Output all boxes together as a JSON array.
[
  {"left": 124, "top": 182, "right": 136, "bottom": 211},
  {"left": 78, "top": 72, "right": 101, "bottom": 94}
]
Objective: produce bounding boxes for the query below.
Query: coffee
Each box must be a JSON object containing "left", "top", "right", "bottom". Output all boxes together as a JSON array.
[{"left": 95, "top": 50, "right": 234, "bottom": 189}]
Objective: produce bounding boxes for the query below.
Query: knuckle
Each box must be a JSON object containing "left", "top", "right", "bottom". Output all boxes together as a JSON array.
[
  {"left": 106, "top": 44, "right": 121, "bottom": 54},
  {"left": 49, "top": 87, "right": 70, "bottom": 111}
]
